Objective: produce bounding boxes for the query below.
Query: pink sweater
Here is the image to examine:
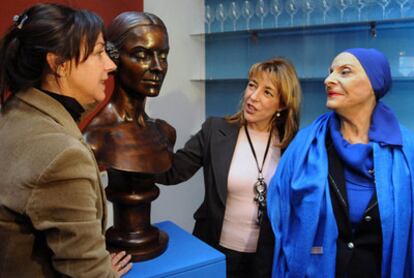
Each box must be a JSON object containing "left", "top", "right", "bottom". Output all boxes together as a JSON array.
[{"left": 219, "top": 127, "right": 280, "bottom": 253}]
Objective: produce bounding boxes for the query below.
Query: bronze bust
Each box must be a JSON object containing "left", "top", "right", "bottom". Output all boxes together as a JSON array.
[{"left": 83, "top": 12, "right": 176, "bottom": 261}]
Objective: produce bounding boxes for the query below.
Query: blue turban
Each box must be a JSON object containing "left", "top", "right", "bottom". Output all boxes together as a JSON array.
[{"left": 344, "top": 48, "right": 392, "bottom": 99}]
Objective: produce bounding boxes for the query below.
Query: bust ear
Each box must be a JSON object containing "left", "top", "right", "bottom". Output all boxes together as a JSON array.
[{"left": 106, "top": 41, "right": 120, "bottom": 66}]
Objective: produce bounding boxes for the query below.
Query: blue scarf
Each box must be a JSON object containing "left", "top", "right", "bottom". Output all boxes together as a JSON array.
[
  {"left": 267, "top": 111, "right": 414, "bottom": 277},
  {"left": 329, "top": 102, "right": 403, "bottom": 224}
]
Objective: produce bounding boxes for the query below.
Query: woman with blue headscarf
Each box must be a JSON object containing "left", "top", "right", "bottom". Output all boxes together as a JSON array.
[{"left": 267, "top": 48, "right": 414, "bottom": 277}]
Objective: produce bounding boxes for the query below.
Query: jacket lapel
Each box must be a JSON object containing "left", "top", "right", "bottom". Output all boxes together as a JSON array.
[
  {"left": 327, "top": 137, "right": 349, "bottom": 216},
  {"left": 16, "top": 88, "right": 82, "bottom": 139},
  {"left": 210, "top": 120, "right": 240, "bottom": 205}
]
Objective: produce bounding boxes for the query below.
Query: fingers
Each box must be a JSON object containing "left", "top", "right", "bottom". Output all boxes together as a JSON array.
[
  {"left": 118, "top": 261, "right": 133, "bottom": 276},
  {"left": 117, "top": 253, "right": 132, "bottom": 271},
  {"left": 111, "top": 251, "right": 126, "bottom": 264},
  {"left": 111, "top": 251, "right": 133, "bottom": 276}
]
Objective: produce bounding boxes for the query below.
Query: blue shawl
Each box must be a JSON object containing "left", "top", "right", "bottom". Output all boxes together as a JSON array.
[{"left": 267, "top": 111, "right": 414, "bottom": 277}]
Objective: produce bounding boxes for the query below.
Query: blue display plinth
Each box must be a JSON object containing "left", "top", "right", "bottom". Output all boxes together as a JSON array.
[{"left": 124, "top": 221, "right": 226, "bottom": 277}]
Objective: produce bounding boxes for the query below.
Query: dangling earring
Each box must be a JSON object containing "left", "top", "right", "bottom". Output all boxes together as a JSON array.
[{"left": 276, "top": 112, "right": 281, "bottom": 118}]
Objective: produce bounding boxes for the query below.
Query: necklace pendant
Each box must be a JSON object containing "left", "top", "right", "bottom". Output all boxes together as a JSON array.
[
  {"left": 254, "top": 178, "right": 267, "bottom": 224},
  {"left": 255, "top": 178, "right": 267, "bottom": 195},
  {"left": 254, "top": 178, "right": 267, "bottom": 204},
  {"left": 244, "top": 125, "right": 272, "bottom": 226}
]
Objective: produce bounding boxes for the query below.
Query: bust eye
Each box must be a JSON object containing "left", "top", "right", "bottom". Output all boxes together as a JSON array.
[
  {"left": 159, "top": 52, "right": 168, "bottom": 61},
  {"left": 134, "top": 51, "right": 148, "bottom": 60}
]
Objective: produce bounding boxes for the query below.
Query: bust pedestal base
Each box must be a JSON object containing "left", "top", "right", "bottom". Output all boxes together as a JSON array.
[
  {"left": 105, "top": 169, "right": 168, "bottom": 262},
  {"left": 106, "top": 227, "right": 168, "bottom": 261}
]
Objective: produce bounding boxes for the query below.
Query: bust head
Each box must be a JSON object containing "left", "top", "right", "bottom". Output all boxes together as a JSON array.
[
  {"left": 83, "top": 12, "right": 175, "bottom": 173},
  {"left": 107, "top": 12, "right": 169, "bottom": 98}
]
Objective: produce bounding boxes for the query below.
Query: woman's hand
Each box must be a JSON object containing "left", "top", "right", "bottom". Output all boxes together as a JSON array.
[{"left": 111, "top": 251, "right": 133, "bottom": 276}]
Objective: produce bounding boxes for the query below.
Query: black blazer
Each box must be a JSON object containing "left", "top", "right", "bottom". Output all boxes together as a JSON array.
[{"left": 156, "top": 117, "right": 274, "bottom": 277}]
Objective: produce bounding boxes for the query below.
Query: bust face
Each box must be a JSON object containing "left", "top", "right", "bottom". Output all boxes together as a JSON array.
[{"left": 117, "top": 25, "right": 169, "bottom": 97}]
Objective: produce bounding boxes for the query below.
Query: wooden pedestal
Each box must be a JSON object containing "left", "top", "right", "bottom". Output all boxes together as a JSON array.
[{"left": 105, "top": 168, "right": 168, "bottom": 261}]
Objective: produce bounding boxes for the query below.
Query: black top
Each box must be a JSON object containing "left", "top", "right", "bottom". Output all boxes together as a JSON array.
[
  {"left": 326, "top": 131, "right": 382, "bottom": 278},
  {"left": 37, "top": 88, "right": 84, "bottom": 122}
]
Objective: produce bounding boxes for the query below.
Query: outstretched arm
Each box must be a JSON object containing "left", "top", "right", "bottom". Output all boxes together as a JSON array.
[{"left": 155, "top": 118, "right": 213, "bottom": 185}]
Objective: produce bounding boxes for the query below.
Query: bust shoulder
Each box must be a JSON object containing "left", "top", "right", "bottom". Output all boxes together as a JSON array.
[
  {"left": 83, "top": 115, "right": 175, "bottom": 173},
  {"left": 86, "top": 104, "right": 120, "bottom": 129},
  {"left": 154, "top": 118, "right": 176, "bottom": 146}
]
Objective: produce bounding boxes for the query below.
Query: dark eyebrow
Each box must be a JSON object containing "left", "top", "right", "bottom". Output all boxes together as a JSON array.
[
  {"left": 130, "top": 46, "right": 149, "bottom": 52},
  {"left": 129, "top": 46, "right": 170, "bottom": 53}
]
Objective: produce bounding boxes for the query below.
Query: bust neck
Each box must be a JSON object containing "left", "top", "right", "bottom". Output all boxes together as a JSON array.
[{"left": 111, "top": 86, "right": 148, "bottom": 126}]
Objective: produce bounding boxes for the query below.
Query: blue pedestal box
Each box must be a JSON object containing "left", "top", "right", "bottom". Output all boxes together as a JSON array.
[{"left": 124, "top": 221, "right": 226, "bottom": 277}]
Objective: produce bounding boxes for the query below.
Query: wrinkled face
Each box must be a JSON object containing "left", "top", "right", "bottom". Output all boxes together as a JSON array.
[
  {"left": 64, "top": 33, "right": 117, "bottom": 105},
  {"left": 117, "top": 25, "right": 169, "bottom": 97},
  {"left": 243, "top": 71, "right": 281, "bottom": 131},
  {"left": 324, "top": 52, "right": 375, "bottom": 114}
]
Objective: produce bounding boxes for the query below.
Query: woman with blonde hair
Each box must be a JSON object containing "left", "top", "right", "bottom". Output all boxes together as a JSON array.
[{"left": 156, "top": 57, "right": 301, "bottom": 277}]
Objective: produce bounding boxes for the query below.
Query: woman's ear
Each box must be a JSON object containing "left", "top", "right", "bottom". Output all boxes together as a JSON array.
[
  {"left": 46, "top": 53, "right": 58, "bottom": 73},
  {"left": 46, "top": 53, "right": 67, "bottom": 77},
  {"left": 274, "top": 107, "right": 287, "bottom": 119},
  {"left": 277, "top": 107, "right": 287, "bottom": 113}
]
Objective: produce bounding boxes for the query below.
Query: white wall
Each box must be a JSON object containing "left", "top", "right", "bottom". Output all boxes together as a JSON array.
[{"left": 144, "top": 0, "right": 206, "bottom": 232}]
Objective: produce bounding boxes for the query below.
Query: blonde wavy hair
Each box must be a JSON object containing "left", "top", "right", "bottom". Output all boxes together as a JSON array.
[{"left": 226, "top": 57, "right": 302, "bottom": 150}]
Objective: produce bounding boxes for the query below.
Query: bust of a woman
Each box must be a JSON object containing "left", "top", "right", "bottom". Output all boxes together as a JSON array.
[
  {"left": 83, "top": 12, "right": 175, "bottom": 261},
  {"left": 84, "top": 11, "right": 175, "bottom": 173}
]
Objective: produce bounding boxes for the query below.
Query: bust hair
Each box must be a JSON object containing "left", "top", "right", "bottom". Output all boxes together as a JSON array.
[
  {"left": 0, "top": 3, "right": 104, "bottom": 106},
  {"left": 106, "top": 12, "right": 168, "bottom": 53}
]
